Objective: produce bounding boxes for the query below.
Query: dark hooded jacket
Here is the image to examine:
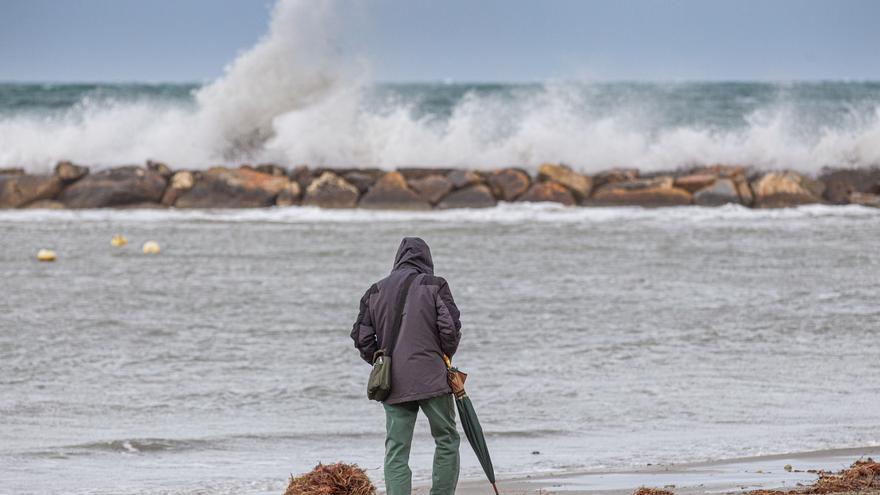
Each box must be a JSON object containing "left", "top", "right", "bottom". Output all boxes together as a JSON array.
[{"left": 351, "top": 237, "right": 462, "bottom": 405}]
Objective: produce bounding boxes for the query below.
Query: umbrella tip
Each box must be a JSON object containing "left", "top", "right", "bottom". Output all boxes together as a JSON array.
[{"left": 492, "top": 482, "right": 500, "bottom": 495}]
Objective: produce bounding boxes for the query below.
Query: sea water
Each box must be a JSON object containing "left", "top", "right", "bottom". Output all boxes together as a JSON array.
[{"left": 1, "top": 204, "right": 879, "bottom": 494}]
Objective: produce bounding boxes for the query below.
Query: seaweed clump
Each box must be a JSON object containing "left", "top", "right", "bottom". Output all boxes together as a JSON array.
[
  {"left": 284, "top": 463, "right": 376, "bottom": 495},
  {"left": 632, "top": 488, "right": 674, "bottom": 495},
  {"left": 809, "top": 459, "right": 880, "bottom": 494},
  {"left": 646, "top": 459, "right": 880, "bottom": 495}
]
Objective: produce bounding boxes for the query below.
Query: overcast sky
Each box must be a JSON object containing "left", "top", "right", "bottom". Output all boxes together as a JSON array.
[{"left": 1, "top": 0, "right": 878, "bottom": 83}]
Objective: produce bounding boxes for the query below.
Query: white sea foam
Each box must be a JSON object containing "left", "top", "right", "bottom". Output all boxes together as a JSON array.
[
  {"left": 1, "top": 0, "right": 880, "bottom": 173},
  {"left": 1, "top": 202, "right": 877, "bottom": 226}
]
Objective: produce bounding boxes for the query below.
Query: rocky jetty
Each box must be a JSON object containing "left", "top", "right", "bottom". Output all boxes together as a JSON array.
[{"left": 2, "top": 161, "right": 880, "bottom": 210}]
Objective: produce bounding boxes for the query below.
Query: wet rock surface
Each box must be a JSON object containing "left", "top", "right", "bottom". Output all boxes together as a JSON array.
[
  {"left": 3, "top": 162, "right": 880, "bottom": 210},
  {"left": 54, "top": 161, "right": 90, "bottom": 182},
  {"left": 537, "top": 163, "right": 592, "bottom": 201},
  {"left": 302, "top": 172, "right": 360, "bottom": 209},
  {"left": 409, "top": 174, "right": 454, "bottom": 205},
  {"left": 694, "top": 178, "right": 743, "bottom": 206},
  {"left": 818, "top": 167, "right": 880, "bottom": 204},
  {"left": 518, "top": 181, "right": 576, "bottom": 206},
  {"left": 342, "top": 170, "right": 383, "bottom": 194},
  {"left": 437, "top": 184, "right": 497, "bottom": 209},
  {"left": 275, "top": 181, "right": 303, "bottom": 207},
  {"left": 0, "top": 174, "right": 64, "bottom": 208},
  {"left": 174, "top": 167, "right": 289, "bottom": 208},
  {"left": 674, "top": 173, "right": 717, "bottom": 193},
  {"left": 848, "top": 192, "right": 880, "bottom": 208},
  {"left": 359, "top": 171, "right": 431, "bottom": 210},
  {"left": 488, "top": 168, "right": 531, "bottom": 201},
  {"left": 587, "top": 177, "right": 693, "bottom": 207},
  {"left": 752, "top": 171, "right": 825, "bottom": 208},
  {"left": 58, "top": 166, "right": 166, "bottom": 208},
  {"left": 161, "top": 171, "right": 195, "bottom": 206},
  {"left": 447, "top": 169, "right": 484, "bottom": 190}
]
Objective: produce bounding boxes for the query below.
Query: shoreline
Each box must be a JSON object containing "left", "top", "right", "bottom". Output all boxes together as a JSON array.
[
  {"left": 450, "top": 446, "right": 880, "bottom": 495},
  {"left": 2, "top": 161, "right": 879, "bottom": 211}
]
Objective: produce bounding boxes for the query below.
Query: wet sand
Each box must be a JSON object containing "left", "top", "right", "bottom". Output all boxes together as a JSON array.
[{"left": 449, "top": 446, "right": 880, "bottom": 495}]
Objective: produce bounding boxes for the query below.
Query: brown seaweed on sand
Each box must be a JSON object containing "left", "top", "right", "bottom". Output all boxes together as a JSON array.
[
  {"left": 632, "top": 488, "right": 674, "bottom": 495},
  {"left": 650, "top": 459, "right": 880, "bottom": 495},
  {"left": 283, "top": 462, "right": 376, "bottom": 495},
  {"left": 808, "top": 459, "right": 880, "bottom": 494}
]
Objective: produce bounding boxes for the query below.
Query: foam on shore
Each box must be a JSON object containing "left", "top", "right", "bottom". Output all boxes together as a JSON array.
[{"left": 0, "top": 202, "right": 877, "bottom": 225}]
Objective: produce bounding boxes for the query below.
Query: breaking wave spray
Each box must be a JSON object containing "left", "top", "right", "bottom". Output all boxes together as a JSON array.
[{"left": 1, "top": 0, "right": 880, "bottom": 173}]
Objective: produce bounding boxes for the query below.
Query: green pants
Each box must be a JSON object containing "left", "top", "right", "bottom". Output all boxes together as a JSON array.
[{"left": 383, "top": 394, "right": 460, "bottom": 495}]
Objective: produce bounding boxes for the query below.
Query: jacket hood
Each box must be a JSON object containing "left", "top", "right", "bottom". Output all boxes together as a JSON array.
[{"left": 392, "top": 237, "right": 434, "bottom": 274}]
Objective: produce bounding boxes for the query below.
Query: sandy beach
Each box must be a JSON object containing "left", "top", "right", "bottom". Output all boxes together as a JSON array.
[{"left": 451, "top": 447, "right": 880, "bottom": 495}]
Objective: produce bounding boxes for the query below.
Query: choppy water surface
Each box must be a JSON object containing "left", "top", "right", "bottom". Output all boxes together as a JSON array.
[{"left": 2, "top": 204, "right": 880, "bottom": 495}]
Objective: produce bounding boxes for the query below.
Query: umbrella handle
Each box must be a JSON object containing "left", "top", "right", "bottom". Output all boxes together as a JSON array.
[{"left": 443, "top": 354, "right": 452, "bottom": 368}]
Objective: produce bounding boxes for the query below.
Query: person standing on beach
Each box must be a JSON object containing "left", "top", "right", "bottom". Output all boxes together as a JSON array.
[{"left": 351, "top": 237, "right": 463, "bottom": 495}]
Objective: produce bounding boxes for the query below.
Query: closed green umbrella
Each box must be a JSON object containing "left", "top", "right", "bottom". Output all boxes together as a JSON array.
[{"left": 444, "top": 355, "right": 499, "bottom": 495}]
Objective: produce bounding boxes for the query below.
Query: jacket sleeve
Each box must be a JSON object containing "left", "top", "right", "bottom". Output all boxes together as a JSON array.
[
  {"left": 434, "top": 278, "right": 462, "bottom": 358},
  {"left": 351, "top": 284, "right": 378, "bottom": 364}
]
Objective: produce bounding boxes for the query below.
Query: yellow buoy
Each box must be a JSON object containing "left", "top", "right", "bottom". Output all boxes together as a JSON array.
[
  {"left": 142, "top": 240, "right": 161, "bottom": 254},
  {"left": 111, "top": 234, "right": 128, "bottom": 247},
  {"left": 37, "top": 249, "right": 56, "bottom": 262}
]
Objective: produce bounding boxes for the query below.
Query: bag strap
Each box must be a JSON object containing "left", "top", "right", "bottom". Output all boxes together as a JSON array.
[{"left": 384, "top": 272, "right": 419, "bottom": 357}]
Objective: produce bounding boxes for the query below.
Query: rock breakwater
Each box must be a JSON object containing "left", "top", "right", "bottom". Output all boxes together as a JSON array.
[{"left": 1, "top": 161, "right": 879, "bottom": 210}]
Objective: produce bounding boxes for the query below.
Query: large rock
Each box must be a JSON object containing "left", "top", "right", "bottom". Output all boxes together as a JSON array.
[
  {"left": 398, "top": 167, "right": 455, "bottom": 181},
  {"left": 693, "top": 178, "right": 742, "bottom": 206},
  {"left": 447, "top": 170, "right": 484, "bottom": 190},
  {"left": 537, "top": 163, "right": 592, "bottom": 201},
  {"left": 302, "top": 172, "right": 360, "bottom": 208},
  {"left": 161, "top": 171, "right": 195, "bottom": 206},
  {"left": 674, "top": 173, "right": 717, "bottom": 193},
  {"left": 58, "top": 166, "right": 167, "bottom": 208},
  {"left": 689, "top": 164, "right": 748, "bottom": 178},
  {"left": 174, "top": 167, "right": 289, "bottom": 208},
  {"left": 735, "top": 176, "right": 754, "bottom": 206},
  {"left": 849, "top": 192, "right": 880, "bottom": 208},
  {"left": 275, "top": 181, "right": 302, "bottom": 206},
  {"left": 22, "top": 199, "right": 65, "bottom": 209},
  {"left": 818, "top": 167, "right": 880, "bottom": 204},
  {"left": 146, "top": 160, "right": 172, "bottom": 179},
  {"left": 517, "top": 181, "right": 576, "bottom": 206},
  {"left": 0, "top": 174, "right": 63, "bottom": 208},
  {"left": 359, "top": 171, "right": 431, "bottom": 210},
  {"left": 114, "top": 201, "right": 168, "bottom": 209},
  {"left": 409, "top": 174, "right": 454, "bottom": 205},
  {"left": 255, "top": 163, "right": 288, "bottom": 177},
  {"left": 587, "top": 177, "right": 692, "bottom": 207},
  {"left": 343, "top": 170, "right": 383, "bottom": 194},
  {"left": 488, "top": 168, "right": 530, "bottom": 201},
  {"left": 751, "top": 171, "right": 824, "bottom": 208},
  {"left": 592, "top": 168, "right": 639, "bottom": 189},
  {"left": 289, "top": 165, "right": 313, "bottom": 190},
  {"left": 54, "top": 161, "right": 89, "bottom": 182},
  {"left": 437, "top": 184, "right": 497, "bottom": 209}
]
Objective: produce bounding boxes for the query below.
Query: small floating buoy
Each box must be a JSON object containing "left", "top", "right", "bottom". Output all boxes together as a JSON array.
[
  {"left": 111, "top": 234, "right": 128, "bottom": 247},
  {"left": 142, "top": 241, "right": 160, "bottom": 254},
  {"left": 36, "top": 249, "right": 56, "bottom": 262}
]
